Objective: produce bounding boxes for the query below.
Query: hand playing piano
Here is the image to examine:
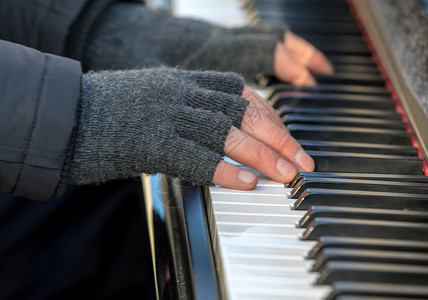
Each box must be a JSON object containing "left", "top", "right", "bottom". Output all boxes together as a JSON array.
[
  {"left": 212, "top": 84, "right": 315, "bottom": 189},
  {"left": 85, "top": 4, "right": 333, "bottom": 86},
  {"left": 273, "top": 31, "right": 334, "bottom": 86},
  {"left": 64, "top": 68, "right": 314, "bottom": 191}
]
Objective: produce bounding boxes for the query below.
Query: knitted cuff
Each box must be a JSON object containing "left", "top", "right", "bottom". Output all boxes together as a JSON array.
[{"left": 64, "top": 67, "right": 248, "bottom": 186}]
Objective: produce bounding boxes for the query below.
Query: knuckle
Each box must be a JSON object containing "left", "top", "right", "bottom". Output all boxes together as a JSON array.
[
  {"left": 264, "top": 105, "right": 278, "bottom": 120},
  {"left": 224, "top": 127, "right": 245, "bottom": 155},
  {"left": 251, "top": 142, "right": 272, "bottom": 162},
  {"left": 243, "top": 106, "right": 264, "bottom": 130},
  {"left": 274, "top": 129, "right": 293, "bottom": 150}
]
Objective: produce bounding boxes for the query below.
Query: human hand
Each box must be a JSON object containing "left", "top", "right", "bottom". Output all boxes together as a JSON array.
[
  {"left": 274, "top": 31, "right": 334, "bottom": 86},
  {"left": 84, "top": 4, "right": 330, "bottom": 85},
  {"left": 212, "top": 85, "right": 314, "bottom": 189},
  {"left": 65, "top": 68, "right": 313, "bottom": 190}
]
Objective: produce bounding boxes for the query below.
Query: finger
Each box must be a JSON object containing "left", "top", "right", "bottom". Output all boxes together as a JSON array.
[
  {"left": 212, "top": 160, "right": 258, "bottom": 190},
  {"left": 174, "top": 106, "right": 232, "bottom": 154},
  {"left": 240, "top": 106, "right": 315, "bottom": 172},
  {"left": 242, "top": 84, "right": 283, "bottom": 128},
  {"left": 183, "top": 70, "right": 244, "bottom": 95},
  {"left": 185, "top": 87, "right": 248, "bottom": 127},
  {"left": 274, "top": 42, "right": 317, "bottom": 86},
  {"left": 165, "top": 136, "right": 224, "bottom": 187},
  {"left": 284, "top": 31, "right": 334, "bottom": 74},
  {"left": 224, "top": 126, "right": 298, "bottom": 183}
]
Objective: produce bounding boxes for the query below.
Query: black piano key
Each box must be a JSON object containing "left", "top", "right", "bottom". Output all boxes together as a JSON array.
[
  {"left": 327, "top": 55, "right": 378, "bottom": 66},
  {"left": 251, "top": 1, "right": 351, "bottom": 14},
  {"left": 307, "top": 236, "right": 428, "bottom": 260},
  {"left": 317, "top": 261, "right": 428, "bottom": 285},
  {"left": 249, "top": 0, "right": 351, "bottom": 10},
  {"left": 298, "top": 206, "right": 428, "bottom": 228},
  {"left": 296, "top": 140, "right": 418, "bottom": 156},
  {"left": 312, "top": 248, "right": 428, "bottom": 272},
  {"left": 255, "top": 7, "right": 352, "bottom": 20},
  {"left": 301, "top": 217, "right": 428, "bottom": 240},
  {"left": 332, "top": 64, "right": 381, "bottom": 75},
  {"left": 290, "top": 172, "right": 428, "bottom": 188},
  {"left": 278, "top": 106, "right": 403, "bottom": 120},
  {"left": 268, "top": 84, "right": 390, "bottom": 99},
  {"left": 268, "top": 84, "right": 389, "bottom": 100},
  {"left": 270, "top": 92, "right": 395, "bottom": 110},
  {"left": 256, "top": 64, "right": 380, "bottom": 86},
  {"left": 284, "top": 115, "right": 407, "bottom": 129},
  {"left": 325, "top": 281, "right": 428, "bottom": 300},
  {"left": 299, "top": 40, "right": 371, "bottom": 56},
  {"left": 299, "top": 33, "right": 366, "bottom": 44},
  {"left": 293, "top": 188, "right": 428, "bottom": 211},
  {"left": 281, "top": 21, "right": 362, "bottom": 36},
  {"left": 288, "top": 125, "right": 413, "bottom": 145},
  {"left": 307, "top": 151, "right": 422, "bottom": 174},
  {"left": 312, "top": 44, "right": 371, "bottom": 57},
  {"left": 255, "top": 11, "right": 357, "bottom": 25},
  {"left": 314, "top": 73, "right": 386, "bottom": 86},
  {"left": 291, "top": 177, "right": 428, "bottom": 199}
]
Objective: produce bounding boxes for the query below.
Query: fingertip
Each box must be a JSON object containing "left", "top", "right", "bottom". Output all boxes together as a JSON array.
[
  {"left": 324, "top": 59, "right": 335, "bottom": 75},
  {"left": 238, "top": 169, "right": 258, "bottom": 188},
  {"left": 212, "top": 160, "right": 258, "bottom": 190},
  {"left": 276, "top": 158, "right": 298, "bottom": 183},
  {"left": 295, "top": 72, "right": 317, "bottom": 87},
  {"left": 304, "top": 75, "right": 317, "bottom": 87},
  {"left": 311, "top": 51, "right": 335, "bottom": 75},
  {"left": 295, "top": 148, "right": 315, "bottom": 172}
]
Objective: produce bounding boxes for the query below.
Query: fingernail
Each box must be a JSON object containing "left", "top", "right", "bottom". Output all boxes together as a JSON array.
[
  {"left": 276, "top": 158, "right": 297, "bottom": 180},
  {"left": 295, "top": 148, "right": 315, "bottom": 171},
  {"left": 239, "top": 169, "right": 257, "bottom": 184}
]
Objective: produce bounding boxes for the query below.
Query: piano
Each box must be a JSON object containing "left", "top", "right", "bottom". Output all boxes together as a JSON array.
[{"left": 142, "top": 0, "right": 428, "bottom": 299}]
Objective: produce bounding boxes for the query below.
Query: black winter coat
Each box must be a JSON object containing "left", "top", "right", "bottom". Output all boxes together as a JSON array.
[
  {"left": 0, "top": 0, "right": 114, "bottom": 200},
  {"left": 0, "top": 2, "right": 153, "bottom": 299}
]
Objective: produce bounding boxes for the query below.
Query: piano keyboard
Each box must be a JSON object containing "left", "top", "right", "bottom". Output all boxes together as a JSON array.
[
  {"left": 144, "top": 0, "right": 428, "bottom": 299},
  {"left": 210, "top": 0, "right": 428, "bottom": 299}
]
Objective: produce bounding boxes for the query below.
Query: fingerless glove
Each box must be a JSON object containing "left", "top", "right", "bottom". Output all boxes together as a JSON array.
[
  {"left": 83, "top": 3, "right": 288, "bottom": 80},
  {"left": 62, "top": 67, "right": 248, "bottom": 186}
]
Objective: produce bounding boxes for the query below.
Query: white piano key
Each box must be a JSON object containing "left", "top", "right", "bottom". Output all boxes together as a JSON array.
[
  {"left": 228, "top": 273, "right": 331, "bottom": 296},
  {"left": 214, "top": 211, "right": 302, "bottom": 224},
  {"left": 211, "top": 186, "right": 288, "bottom": 196},
  {"left": 213, "top": 204, "right": 292, "bottom": 215},
  {"left": 220, "top": 238, "right": 314, "bottom": 255},
  {"left": 231, "top": 286, "right": 331, "bottom": 300}
]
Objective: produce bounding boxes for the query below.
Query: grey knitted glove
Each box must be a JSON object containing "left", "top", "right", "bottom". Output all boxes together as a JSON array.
[
  {"left": 83, "top": 2, "right": 288, "bottom": 80},
  {"left": 63, "top": 67, "right": 248, "bottom": 186}
]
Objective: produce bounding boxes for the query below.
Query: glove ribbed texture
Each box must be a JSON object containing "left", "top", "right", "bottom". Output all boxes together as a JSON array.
[
  {"left": 84, "top": 3, "right": 288, "bottom": 80},
  {"left": 63, "top": 67, "right": 248, "bottom": 186}
]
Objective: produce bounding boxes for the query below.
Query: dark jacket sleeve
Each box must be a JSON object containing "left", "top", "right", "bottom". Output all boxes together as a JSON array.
[
  {"left": 0, "top": 0, "right": 115, "bottom": 60},
  {"left": 0, "top": 40, "right": 82, "bottom": 200}
]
